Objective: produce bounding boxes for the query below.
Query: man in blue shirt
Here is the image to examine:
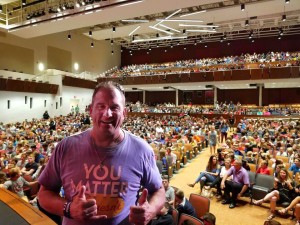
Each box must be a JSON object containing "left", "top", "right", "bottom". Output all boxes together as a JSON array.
[{"left": 289, "top": 158, "right": 300, "bottom": 176}]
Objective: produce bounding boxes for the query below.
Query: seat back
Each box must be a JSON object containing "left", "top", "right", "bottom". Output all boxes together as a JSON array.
[
  {"left": 178, "top": 213, "right": 204, "bottom": 225},
  {"left": 255, "top": 174, "right": 274, "bottom": 190},
  {"left": 248, "top": 163, "right": 257, "bottom": 173},
  {"left": 156, "top": 160, "right": 163, "bottom": 174},
  {"left": 248, "top": 171, "right": 256, "bottom": 186},
  {"left": 172, "top": 208, "right": 179, "bottom": 225},
  {"left": 189, "top": 193, "right": 210, "bottom": 219},
  {"left": 166, "top": 155, "right": 173, "bottom": 168}
]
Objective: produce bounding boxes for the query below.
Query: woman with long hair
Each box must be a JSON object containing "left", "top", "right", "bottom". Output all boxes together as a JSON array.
[
  {"left": 253, "top": 168, "right": 295, "bottom": 221},
  {"left": 187, "top": 155, "right": 220, "bottom": 193}
]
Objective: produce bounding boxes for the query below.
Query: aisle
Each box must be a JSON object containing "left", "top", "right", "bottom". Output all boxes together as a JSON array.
[{"left": 169, "top": 147, "right": 294, "bottom": 225}]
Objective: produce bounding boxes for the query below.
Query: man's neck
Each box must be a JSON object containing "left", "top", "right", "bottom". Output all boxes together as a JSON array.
[{"left": 91, "top": 130, "right": 124, "bottom": 148}]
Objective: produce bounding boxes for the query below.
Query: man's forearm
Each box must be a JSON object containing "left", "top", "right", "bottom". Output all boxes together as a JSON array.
[
  {"left": 38, "top": 185, "right": 66, "bottom": 216},
  {"left": 148, "top": 186, "right": 165, "bottom": 215},
  {"left": 240, "top": 184, "right": 249, "bottom": 195}
]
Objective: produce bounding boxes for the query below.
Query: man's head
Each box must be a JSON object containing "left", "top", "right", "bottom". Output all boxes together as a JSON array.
[
  {"left": 90, "top": 81, "right": 127, "bottom": 138},
  {"left": 233, "top": 159, "right": 242, "bottom": 171},
  {"left": 162, "top": 178, "right": 169, "bottom": 190},
  {"left": 175, "top": 189, "right": 185, "bottom": 205}
]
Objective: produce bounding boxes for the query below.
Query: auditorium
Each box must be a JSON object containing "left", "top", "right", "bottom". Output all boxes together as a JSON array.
[{"left": 0, "top": 0, "right": 300, "bottom": 225}]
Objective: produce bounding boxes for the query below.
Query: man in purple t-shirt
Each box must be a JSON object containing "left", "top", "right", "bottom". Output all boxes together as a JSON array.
[
  {"left": 221, "top": 159, "right": 250, "bottom": 209},
  {"left": 38, "top": 81, "right": 165, "bottom": 225}
]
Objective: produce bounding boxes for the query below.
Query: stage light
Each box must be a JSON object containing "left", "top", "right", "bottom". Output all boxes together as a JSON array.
[
  {"left": 68, "top": 34, "right": 71, "bottom": 40},
  {"left": 241, "top": 4, "right": 245, "bottom": 11},
  {"left": 285, "top": 0, "right": 290, "bottom": 3},
  {"left": 111, "top": 39, "right": 114, "bottom": 45},
  {"left": 245, "top": 19, "right": 249, "bottom": 26},
  {"left": 91, "top": 42, "right": 94, "bottom": 47},
  {"left": 89, "top": 30, "right": 92, "bottom": 36},
  {"left": 282, "top": 14, "right": 286, "bottom": 21},
  {"left": 22, "top": 0, "right": 26, "bottom": 6},
  {"left": 0, "top": 5, "right": 2, "bottom": 12},
  {"left": 113, "top": 27, "right": 116, "bottom": 32}
]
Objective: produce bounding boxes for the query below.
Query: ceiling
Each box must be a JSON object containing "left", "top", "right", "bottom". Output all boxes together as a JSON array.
[
  {"left": 0, "top": 0, "right": 299, "bottom": 50},
  {"left": 0, "top": 0, "right": 299, "bottom": 92}
]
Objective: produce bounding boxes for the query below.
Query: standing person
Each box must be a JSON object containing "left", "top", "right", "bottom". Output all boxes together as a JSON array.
[
  {"left": 38, "top": 81, "right": 165, "bottom": 225},
  {"left": 221, "top": 159, "right": 250, "bottom": 209},
  {"left": 208, "top": 126, "right": 218, "bottom": 155},
  {"left": 43, "top": 110, "right": 50, "bottom": 120},
  {"left": 75, "top": 104, "right": 80, "bottom": 115},
  {"left": 220, "top": 121, "right": 229, "bottom": 143}
]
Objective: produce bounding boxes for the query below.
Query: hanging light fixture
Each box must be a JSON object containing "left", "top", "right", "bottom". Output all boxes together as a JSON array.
[
  {"left": 245, "top": 19, "right": 249, "bottom": 26},
  {"left": 241, "top": 4, "right": 245, "bottom": 11},
  {"left": 68, "top": 34, "right": 71, "bottom": 40},
  {"left": 89, "top": 30, "right": 92, "bottom": 36},
  {"left": 91, "top": 42, "right": 94, "bottom": 47},
  {"left": 285, "top": 0, "right": 290, "bottom": 3},
  {"left": 0, "top": 5, "right": 3, "bottom": 13},
  {"left": 113, "top": 27, "right": 116, "bottom": 32}
]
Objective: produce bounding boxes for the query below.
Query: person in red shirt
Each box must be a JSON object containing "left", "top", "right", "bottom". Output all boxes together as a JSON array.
[{"left": 256, "top": 160, "right": 271, "bottom": 175}]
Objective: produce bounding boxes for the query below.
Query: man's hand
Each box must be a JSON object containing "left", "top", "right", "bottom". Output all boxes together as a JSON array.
[
  {"left": 221, "top": 181, "right": 225, "bottom": 189},
  {"left": 70, "top": 185, "right": 107, "bottom": 221},
  {"left": 129, "top": 189, "right": 156, "bottom": 225}
]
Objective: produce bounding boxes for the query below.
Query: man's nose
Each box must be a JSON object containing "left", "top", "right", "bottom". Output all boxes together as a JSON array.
[{"left": 104, "top": 108, "right": 112, "bottom": 117}]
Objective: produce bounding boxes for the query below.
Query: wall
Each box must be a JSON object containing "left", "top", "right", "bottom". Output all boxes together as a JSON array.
[
  {"left": 121, "top": 34, "right": 300, "bottom": 66},
  {"left": 0, "top": 85, "right": 93, "bottom": 124},
  {"left": 0, "top": 31, "right": 121, "bottom": 75}
]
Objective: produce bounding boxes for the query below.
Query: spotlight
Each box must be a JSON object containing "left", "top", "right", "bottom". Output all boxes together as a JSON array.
[
  {"left": 22, "top": 0, "right": 26, "bottom": 6},
  {"left": 0, "top": 5, "right": 2, "bottom": 13},
  {"left": 68, "top": 34, "right": 71, "bottom": 40},
  {"left": 220, "top": 37, "right": 224, "bottom": 43},
  {"left": 194, "top": 41, "right": 197, "bottom": 45},
  {"left": 241, "top": 4, "right": 245, "bottom": 11},
  {"left": 279, "top": 28, "right": 284, "bottom": 36},
  {"left": 112, "top": 27, "right": 116, "bottom": 32},
  {"left": 91, "top": 42, "right": 94, "bottom": 47},
  {"left": 111, "top": 50, "right": 114, "bottom": 55},
  {"left": 111, "top": 39, "right": 114, "bottom": 45},
  {"left": 81, "top": 0, "right": 85, "bottom": 6},
  {"left": 282, "top": 14, "right": 286, "bottom": 21},
  {"left": 183, "top": 29, "right": 186, "bottom": 34},
  {"left": 251, "top": 39, "right": 255, "bottom": 43},
  {"left": 285, "top": 0, "right": 290, "bottom": 3},
  {"left": 278, "top": 35, "right": 282, "bottom": 40},
  {"left": 89, "top": 30, "right": 92, "bottom": 36},
  {"left": 76, "top": 2, "right": 80, "bottom": 7},
  {"left": 245, "top": 19, "right": 249, "bottom": 26},
  {"left": 249, "top": 30, "right": 253, "bottom": 39}
]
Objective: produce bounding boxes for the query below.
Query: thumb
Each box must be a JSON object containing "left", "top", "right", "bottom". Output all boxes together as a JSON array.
[
  {"left": 138, "top": 188, "right": 148, "bottom": 205},
  {"left": 78, "top": 185, "right": 87, "bottom": 200}
]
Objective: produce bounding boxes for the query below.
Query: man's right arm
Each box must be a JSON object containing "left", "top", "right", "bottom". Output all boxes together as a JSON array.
[{"left": 38, "top": 185, "right": 66, "bottom": 217}]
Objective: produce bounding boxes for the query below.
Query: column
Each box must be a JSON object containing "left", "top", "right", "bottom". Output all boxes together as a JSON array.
[
  {"left": 175, "top": 89, "right": 178, "bottom": 107},
  {"left": 213, "top": 86, "right": 217, "bottom": 104},
  {"left": 258, "top": 84, "right": 262, "bottom": 107},
  {"left": 143, "top": 90, "right": 146, "bottom": 104}
]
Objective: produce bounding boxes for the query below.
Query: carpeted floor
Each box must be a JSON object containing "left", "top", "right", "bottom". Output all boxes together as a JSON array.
[{"left": 169, "top": 146, "right": 296, "bottom": 225}]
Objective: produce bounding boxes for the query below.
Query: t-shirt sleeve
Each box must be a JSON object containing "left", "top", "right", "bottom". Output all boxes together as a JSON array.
[
  {"left": 38, "top": 142, "right": 63, "bottom": 192},
  {"left": 140, "top": 144, "right": 162, "bottom": 194}
]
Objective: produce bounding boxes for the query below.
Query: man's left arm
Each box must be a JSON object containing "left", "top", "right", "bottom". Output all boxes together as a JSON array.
[
  {"left": 130, "top": 187, "right": 165, "bottom": 225},
  {"left": 237, "top": 184, "right": 249, "bottom": 198}
]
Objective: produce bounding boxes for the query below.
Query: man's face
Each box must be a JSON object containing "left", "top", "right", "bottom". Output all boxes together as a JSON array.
[
  {"left": 233, "top": 162, "right": 242, "bottom": 171},
  {"left": 162, "top": 179, "right": 169, "bottom": 189},
  {"left": 90, "top": 87, "right": 126, "bottom": 137}
]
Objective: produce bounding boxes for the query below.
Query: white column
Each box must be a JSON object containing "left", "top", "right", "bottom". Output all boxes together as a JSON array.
[
  {"left": 175, "top": 89, "right": 178, "bottom": 106},
  {"left": 143, "top": 90, "right": 146, "bottom": 104},
  {"left": 214, "top": 86, "right": 217, "bottom": 103},
  {"left": 258, "top": 84, "right": 262, "bottom": 107}
]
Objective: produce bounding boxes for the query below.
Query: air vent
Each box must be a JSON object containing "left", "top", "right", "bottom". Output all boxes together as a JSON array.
[{"left": 205, "top": 85, "right": 213, "bottom": 88}]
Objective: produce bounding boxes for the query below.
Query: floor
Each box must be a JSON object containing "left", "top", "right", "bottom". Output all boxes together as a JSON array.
[{"left": 169, "top": 146, "right": 297, "bottom": 225}]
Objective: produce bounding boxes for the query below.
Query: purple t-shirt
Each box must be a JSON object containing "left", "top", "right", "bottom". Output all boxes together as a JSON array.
[
  {"left": 39, "top": 129, "right": 162, "bottom": 225},
  {"left": 226, "top": 166, "right": 250, "bottom": 185}
]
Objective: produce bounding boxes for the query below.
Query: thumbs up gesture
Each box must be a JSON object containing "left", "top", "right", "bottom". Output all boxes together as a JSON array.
[
  {"left": 129, "top": 189, "right": 156, "bottom": 225},
  {"left": 70, "top": 185, "right": 107, "bottom": 220}
]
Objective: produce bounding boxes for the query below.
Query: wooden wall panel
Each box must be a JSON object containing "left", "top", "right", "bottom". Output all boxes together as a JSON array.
[
  {"left": 214, "top": 71, "right": 224, "bottom": 81},
  {"left": 0, "top": 78, "right": 6, "bottom": 90},
  {"left": 269, "top": 67, "right": 291, "bottom": 79},
  {"left": 291, "top": 67, "right": 300, "bottom": 78},
  {"left": 251, "top": 69, "right": 263, "bottom": 80},
  {"left": 231, "top": 70, "right": 251, "bottom": 80},
  {"left": 6, "top": 79, "right": 24, "bottom": 92}
]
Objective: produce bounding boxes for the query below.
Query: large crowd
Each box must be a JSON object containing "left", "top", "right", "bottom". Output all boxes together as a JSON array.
[
  {"left": 1, "top": 108, "right": 300, "bottom": 224},
  {"left": 101, "top": 51, "right": 300, "bottom": 78}
]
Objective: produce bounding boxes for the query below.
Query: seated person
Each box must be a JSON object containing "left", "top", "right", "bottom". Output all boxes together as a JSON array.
[
  {"left": 200, "top": 212, "right": 216, "bottom": 225},
  {"left": 0, "top": 167, "right": 37, "bottom": 199},
  {"left": 21, "top": 154, "right": 38, "bottom": 177},
  {"left": 162, "top": 178, "right": 175, "bottom": 206},
  {"left": 150, "top": 202, "right": 174, "bottom": 225},
  {"left": 256, "top": 160, "right": 271, "bottom": 175},
  {"left": 289, "top": 158, "right": 300, "bottom": 176},
  {"left": 187, "top": 155, "right": 220, "bottom": 193},
  {"left": 174, "top": 189, "right": 197, "bottom": 218},
  {"left": 253, "top": 168, "right": 294, "bottom": 221}
]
